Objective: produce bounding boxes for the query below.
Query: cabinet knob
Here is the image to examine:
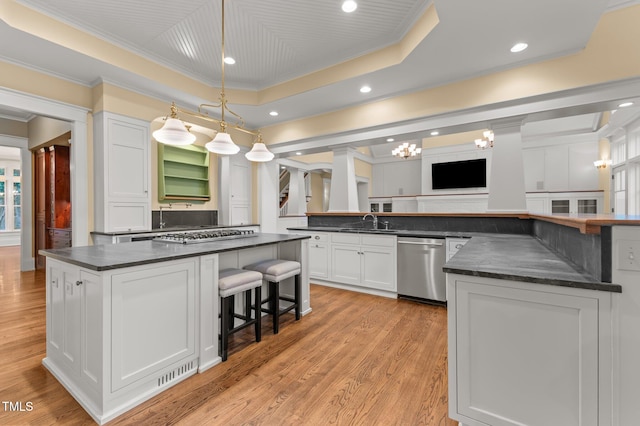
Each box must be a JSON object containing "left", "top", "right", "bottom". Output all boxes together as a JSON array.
[
  {"left": 75, "top": 280, "right": 83, "bottom": 286},
  {"left": 455, "top": 244, "right": 464, "bottom": 249},
  {"left": 314, "top": 236, "right": 320, "bottom": 240}
]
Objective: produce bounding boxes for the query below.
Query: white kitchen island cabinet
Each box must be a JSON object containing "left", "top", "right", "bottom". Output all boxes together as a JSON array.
[
  {"left": 444, "top": 234, "right": 620, "bottom": 426},
  {"left": 447, "top": 274, "right": 612, "bottom": 426},
  {"left": 41, "top": 233, "right": 309, "bottom": 425}
]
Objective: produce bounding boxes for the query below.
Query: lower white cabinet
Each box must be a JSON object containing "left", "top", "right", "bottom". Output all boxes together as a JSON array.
[
  {"left": 291, "top": 230, "right": 396, "bottom": 296},
  {"left": 44, "top": 257, "right": 199, "bottom": 424},
  {"left": 307, "top": 232, "right": 329, "bottom": 279},
  {"left": 447, "top": 273, "right": 613, "bottom": 426},
  {"left": 330, "top": 233, "right": 396, "bottom": 292}
]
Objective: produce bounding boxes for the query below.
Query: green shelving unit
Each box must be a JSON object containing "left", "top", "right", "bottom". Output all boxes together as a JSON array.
[{"left": 158, "top": 144, "right": 211, "bottom": 201}]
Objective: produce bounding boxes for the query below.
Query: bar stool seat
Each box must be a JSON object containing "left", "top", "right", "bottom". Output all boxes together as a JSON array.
[
  {"left": 218, "top": 268, "right": 263, "bottom": 361},
  {"left": 243, "top": 259, "right": 301, "bottom": 334}
]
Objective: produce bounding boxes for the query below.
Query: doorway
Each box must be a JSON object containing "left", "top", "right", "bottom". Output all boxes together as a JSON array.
[{"left": 33, "top": 135, "right": 72, "bottom": 269}]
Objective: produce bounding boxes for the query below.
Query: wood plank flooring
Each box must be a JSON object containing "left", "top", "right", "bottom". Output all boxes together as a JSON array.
[{"left": 0, "top": 245, "right": 456, "bottom": 425}]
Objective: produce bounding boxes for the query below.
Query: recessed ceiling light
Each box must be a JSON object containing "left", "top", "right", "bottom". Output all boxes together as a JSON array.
[
  {"left": 618, "top": 101, "right": 634, "bottom": 108},
  {"left": 510, "top": 42, "right": 528, "bottom": 53},
  {"left": 342, "top": 0, "right": 357, "bottom": 13},
  {"left": 296, "top": 152, "right": 302, "bottom": 155},
  {"left": 430, "top": 131, "right": 439, "bottom": 136},
  {"left": 387, "top": 138, "right": 394, "bottom": 142},
  {"left": 360, "top": 85, "right": 371, "bottom": 93},
  {"left": 269, "top": 111, "right": 279, "bottom": 116},
  {"left": 224, "top": 57, "right": 236, "bottom": 65}
]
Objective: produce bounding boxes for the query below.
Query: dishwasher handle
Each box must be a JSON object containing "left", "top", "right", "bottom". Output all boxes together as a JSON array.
[{"left": 397, "top": 240, "right": 443, "bottom": 247}]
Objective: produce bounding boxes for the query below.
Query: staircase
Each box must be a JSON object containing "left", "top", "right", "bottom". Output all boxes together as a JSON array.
[{"left": 279, "top": 170, "right": 309, "bottom": 217}]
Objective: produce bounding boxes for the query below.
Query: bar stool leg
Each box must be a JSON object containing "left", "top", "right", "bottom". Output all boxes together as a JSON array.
[
  {"left": 220, "top": 295, "right": 230, "bottom": 362},
  {"left": 255, "top": 286, "right": 262, "bottom": 342},
  {"left": 294, "top": 274, "right": 301, "bottom": 321},
  {"left": 270, "top": 281, "right": 280, "bottom": 334}
]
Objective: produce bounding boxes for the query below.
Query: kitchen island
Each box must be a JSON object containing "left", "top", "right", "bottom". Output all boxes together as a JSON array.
[{"left": 40, "top": 232, "right": 310, "bottom": 425}]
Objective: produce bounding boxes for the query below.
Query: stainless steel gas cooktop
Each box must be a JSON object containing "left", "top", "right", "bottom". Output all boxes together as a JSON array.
[{"left": 154, "top": 229, "right": 256, "bottom": 244}]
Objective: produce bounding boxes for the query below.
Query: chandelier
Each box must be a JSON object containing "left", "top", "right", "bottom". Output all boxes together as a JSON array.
[
  {"left": 474, "top": 130, "right": 494, "bottom": 149},
  {"left": 392, "top": 142, "right": 422, "bottom": 159},
  {"left": 152, "top": 0, "right": 274, "bottom": 162}
]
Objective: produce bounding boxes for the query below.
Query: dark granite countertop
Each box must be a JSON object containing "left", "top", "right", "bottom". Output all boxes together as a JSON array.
[
  {"left": 41, "top": 233, "right": 309, "bottom": 271},
  {"left": 443, "top": 234, "right": 621, "bottom": 293},
  {"left": 287, "top": 226, "right": 475, "bottom": 239},
  {"left": 288, "top": 226, "right": 621, "bottom": 293},
  {"left": 91, "top": 223, "right": 260, "bottom": 236}
]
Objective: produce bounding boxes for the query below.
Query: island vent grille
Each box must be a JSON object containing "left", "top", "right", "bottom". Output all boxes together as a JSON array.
[{"left": 157, "top": 360, "right": 197, "bottom": 388}]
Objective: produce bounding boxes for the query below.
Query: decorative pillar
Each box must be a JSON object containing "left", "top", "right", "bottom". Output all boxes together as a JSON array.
[
  {"left": 287, "top": 168, "right": 307, "bottom": 216},
  {"left": 328, "top": 147, "right": 360, "bottom": 212},
  {"left": 487, "top": 119, "right": 527, "bottom": 212}
]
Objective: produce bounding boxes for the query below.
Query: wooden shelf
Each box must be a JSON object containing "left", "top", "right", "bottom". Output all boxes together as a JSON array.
[{"left": 158, "top": 144, "right": 210, "bottom": 201}]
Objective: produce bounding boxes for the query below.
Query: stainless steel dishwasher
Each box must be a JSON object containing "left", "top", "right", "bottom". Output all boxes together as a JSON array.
[{"left": 397, "top": 237, "right": 446, "bottom": 304}]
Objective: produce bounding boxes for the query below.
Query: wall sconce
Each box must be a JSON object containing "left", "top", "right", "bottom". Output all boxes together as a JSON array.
[{"left": 594, "top": 159, "right": 612, "bottom": 169}]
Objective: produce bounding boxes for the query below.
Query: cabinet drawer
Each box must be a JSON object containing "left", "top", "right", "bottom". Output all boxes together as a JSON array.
[
  {"left": 361, "top": 234, "right": 395, "bottom": 247},
  {"left": 308, "top": 232, "right": 328, "bottom": 242},
  {"left": 331, "top": 233, "right": 360, "bottom": 245}
]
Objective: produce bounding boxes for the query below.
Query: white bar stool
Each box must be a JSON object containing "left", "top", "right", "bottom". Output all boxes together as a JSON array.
[
  {"left": 218, "top": 268, "right": 263, "bottom": 361},
  {"left": 243, "top": 259, "right": 301, "bottom": 334}
]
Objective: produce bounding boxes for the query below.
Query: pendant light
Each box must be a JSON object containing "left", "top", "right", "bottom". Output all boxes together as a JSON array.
[
  {"left": 154, "top": 0, "right": 274, "bottom": 161},
  {"left": 153, "top": 103, "right": 196, "bottom": 146}
]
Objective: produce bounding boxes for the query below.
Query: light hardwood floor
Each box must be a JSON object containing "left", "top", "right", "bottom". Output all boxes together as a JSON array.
[{"left": 0, "top": 245, "right": 456, "bottom": 425}]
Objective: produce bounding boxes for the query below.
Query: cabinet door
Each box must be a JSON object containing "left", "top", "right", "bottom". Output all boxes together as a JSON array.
[
  {"left": 308, "top": 242, "right": 329, "bottom": 279},
  {"left": 331, "top": 244, "right": 361, "bottom": 285},
  {"left": 110, "top": 259, "right": 197, "bottom": 392},
  {"left": 47, "top": 262, "right": 82, "bottom": 373},
  {"left": 361, "top": 245, "right": 396, "bottom": 291},
  {"left": 451, "top": 277, "right": 599, "bottom": 426},
  {"left": 107, "top": 117, "right": 149, "bottom": 200},
  {"left": 80, "top": 270, "right": 101, "bottom": 389}
]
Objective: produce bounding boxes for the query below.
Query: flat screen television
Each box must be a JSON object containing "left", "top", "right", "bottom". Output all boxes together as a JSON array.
[{"left": 431, "top": 158, "right": 486, "bottom": 190}]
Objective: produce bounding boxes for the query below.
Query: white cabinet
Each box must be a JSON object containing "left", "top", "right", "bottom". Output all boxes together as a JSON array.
[
  {"left": 330, "top": 233, "right": 396, "bottom": 292},
  {"left": 94, "top": 112, "right": 151, "bottom": 232},
  {"left": 43, "top": 257, "right": 199, "bottom": 424},
  {"left": 447, "top": 273, "right": 613, "bottom": 426},
  {"left": 219, "top": 153, "right": 252, "bottom": 225},
  {"left": 308, "top": 233, "right": 329, "bottom": 279}
]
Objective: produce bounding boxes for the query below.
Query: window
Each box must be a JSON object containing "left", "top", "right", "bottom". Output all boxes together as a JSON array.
[
  {"left": 0, "top": 160, "right": 21, "bottom": 232},
  {"left": 0, "top": 180, "right": 5, "bottom": 230},
  {"left": 610, "top": 116, "right": 640, "bottom": 215}
]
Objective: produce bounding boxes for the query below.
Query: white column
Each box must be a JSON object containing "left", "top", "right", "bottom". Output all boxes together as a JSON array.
[
  {"left": 328, "top": 147, "right": 360, "bottom": 212},
  {"left": 287, "top": 168, "right": 307, "bottom": 216},
  {"left": 258, "top": 160, "right": 279, "bottom": 233},
  {"left": 71, "top": 119, "right": 89, "bottom": 245},
  {"left": 20, "top": 145, "right": 34, "bottom": 270},
  {"left": 487, "top": 120, "right": 527, "bottom": 213}
]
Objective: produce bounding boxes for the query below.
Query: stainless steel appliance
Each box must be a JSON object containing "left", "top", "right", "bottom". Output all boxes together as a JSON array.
[
  {"left": 397, "top": 237, "right": 446, "bottom": 304},
  {"left": 154, "top": 229, "right": 256, "bottom": 244}
]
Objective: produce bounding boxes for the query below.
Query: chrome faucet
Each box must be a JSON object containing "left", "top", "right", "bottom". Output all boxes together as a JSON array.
[
  {"left": 362, "top": 213, "right": 378, "bottom": 229},
  {"left": 159, "top": 205, "right": 171, "bottom": 229}
]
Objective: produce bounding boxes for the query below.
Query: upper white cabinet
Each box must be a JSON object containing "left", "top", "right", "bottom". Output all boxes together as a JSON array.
[
  {"left": 94, "top": 112, "right": 151, "bottom": 232},
  {"left": 218, "top": 153, "right": 252, "bottom": 226}
]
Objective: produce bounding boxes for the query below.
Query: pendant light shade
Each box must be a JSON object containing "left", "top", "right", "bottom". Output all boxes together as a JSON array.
[
  {"left": 245, "top": 142, "right": 274, "bottom": 162},
  {"left": 205, "top": 132, "right": 240, "bottom": 155},
  {"left": 153, "top": 117, "right": 196, "bottom": 145}
]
